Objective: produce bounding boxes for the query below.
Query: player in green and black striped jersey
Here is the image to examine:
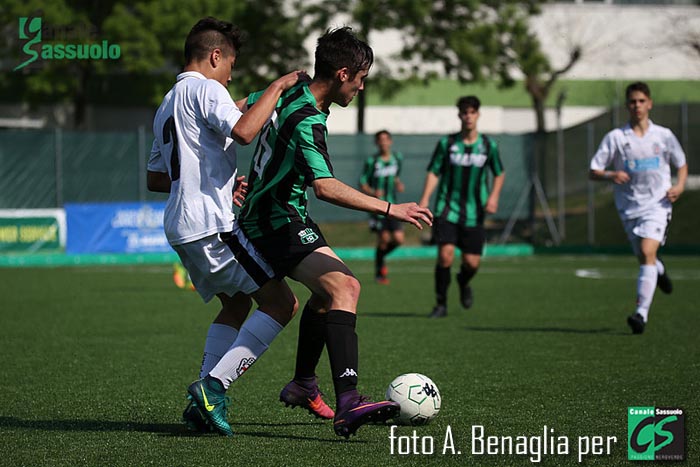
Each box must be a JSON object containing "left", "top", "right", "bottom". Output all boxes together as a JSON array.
[
  {"left": 239, "top": 27, "right": 432, "bottom": 438},
  {"left": 419, "top": 95, "right": 505, "bottom": 318},
  {"left": 359, "top": 130, "right": 405, "bottom": 284}
]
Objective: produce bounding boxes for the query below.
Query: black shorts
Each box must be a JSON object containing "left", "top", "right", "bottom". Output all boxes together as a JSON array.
[
  {"left": 369, "top": 216, "right": 403, "bottom": 233},
  {"left": 248, "top": 218, "right": 328, "bottom": 279},
  {"left": 431, "top": 218, "right": 485, "bottom": 255}
]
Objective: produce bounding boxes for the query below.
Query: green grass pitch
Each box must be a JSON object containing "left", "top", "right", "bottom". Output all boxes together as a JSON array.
[{"left": 1, "top": 256, "right": 698, "bottom": 466}]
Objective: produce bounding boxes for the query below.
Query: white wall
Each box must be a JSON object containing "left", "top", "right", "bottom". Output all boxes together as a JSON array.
[
  {"left": 316, "top": 3, "right": 699, "bottom": 134},
  {"left": 326, "top": 106, "right": 606, "bottom": 135}
]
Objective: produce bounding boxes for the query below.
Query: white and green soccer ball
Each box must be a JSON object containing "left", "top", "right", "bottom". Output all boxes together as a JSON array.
[{"left": 386, "top": 373, "right": 441, "bottom": 425}]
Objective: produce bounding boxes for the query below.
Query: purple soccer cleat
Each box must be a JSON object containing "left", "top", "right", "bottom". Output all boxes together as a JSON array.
[
  {"left": 333, "top": 394, "right": 400, "bottom": 438},
  {"left": 279, "top": 379, "right": 334, "bottom": 420}
]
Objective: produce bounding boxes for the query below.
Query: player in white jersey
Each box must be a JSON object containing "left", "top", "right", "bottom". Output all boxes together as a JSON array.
[
  {"left": 146, "top": 17, "right": 311, "bottom": 435},
  {"left": 590, "top": 81, "right": 688, "bottom": 335}
]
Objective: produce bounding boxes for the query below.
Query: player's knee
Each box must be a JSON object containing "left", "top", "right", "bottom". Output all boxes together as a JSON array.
[
  {"left": 334, "top": 275, "right": 361, "bottom": 305},
  {"left": 438, "top": 255, "right": 453, "bottom": 268}
]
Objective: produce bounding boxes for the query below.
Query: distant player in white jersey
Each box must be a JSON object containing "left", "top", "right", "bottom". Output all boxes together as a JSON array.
[
  {"left": 589, "top": 81, "right": 688, "bottom": 334},
  {"left": 147, "top": 17, "right": 309, "bottom": 435}
]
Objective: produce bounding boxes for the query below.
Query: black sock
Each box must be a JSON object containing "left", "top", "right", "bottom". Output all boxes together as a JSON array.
[
  {"left": 385, "top": 241, "right": 399, "bottom": 255},
  {"left": 435, "top": 265, "right": 451, "bottom": 306},
  {"left": 293, "top": 303, "right": 326, "bottom": 380},
  {"left": 375, "top": 247, "right": 387, "bottom": 276},
  {"left": 325, "top": 310, "right": 358, "bottom": 399},
  {"left": 459, "top": 264, "right": 477, "bottom": 285}
]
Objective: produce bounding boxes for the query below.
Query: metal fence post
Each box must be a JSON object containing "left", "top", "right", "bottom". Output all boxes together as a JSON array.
[
  {"left": 680, "top": 100, "right": 688, "bottom": 154},
  {"left": 586, "top": 122, "right": 595, "bottom": 245},
  {"left": 55, "top": 128, "right": 63, "bottom": 207},
  {"left": 138, "top": 125, "right": 146, "bottom": 201},
  {"left": 556, "top": 92, "right": 566, "bottom": 240}
]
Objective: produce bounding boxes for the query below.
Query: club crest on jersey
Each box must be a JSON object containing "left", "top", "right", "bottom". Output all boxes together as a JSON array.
[
  {"left": 652, "top": 143, "right": 661, "bottom": 155},
  {"left": 298, "top": 228, "right": 319, "bottom": 245}
]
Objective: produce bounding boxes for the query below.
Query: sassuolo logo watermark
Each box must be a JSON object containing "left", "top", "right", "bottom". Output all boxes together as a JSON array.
[
  {"left": 14, "top": 16, "right": 121, "bottom": 71},
  {"left": 628, "top": 407, "right": 684, "bottom": 461}
]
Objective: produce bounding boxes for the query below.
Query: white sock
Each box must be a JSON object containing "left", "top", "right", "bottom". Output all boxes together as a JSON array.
[
  {"left": 200, "top": 324, "right": 239, "bottom": 378},
  {"left": 635, "top": 265, "right": 657, "bottom": 322},
  {"left": 656, "top": 259, "right": 665, "bottom": 276},
  {"left": 209, "top": 310, "right": 284, "bottom": 389}
]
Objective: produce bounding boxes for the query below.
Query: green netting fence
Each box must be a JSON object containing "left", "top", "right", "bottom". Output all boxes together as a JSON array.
[{"left": 1, "top": 103, "right": 698, "bottom": 248}]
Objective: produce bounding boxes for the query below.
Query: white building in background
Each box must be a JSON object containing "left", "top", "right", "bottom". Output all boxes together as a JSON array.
[{"left": 320, "top": 2, "right": 700, "bottom": 134}]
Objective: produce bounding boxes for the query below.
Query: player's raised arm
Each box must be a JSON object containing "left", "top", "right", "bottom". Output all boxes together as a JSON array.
[{"left": 312, "top": 178, "right": 433, "bottom": 229}]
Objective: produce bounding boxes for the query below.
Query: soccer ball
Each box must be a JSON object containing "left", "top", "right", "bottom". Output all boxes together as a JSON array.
[{"left": 386, "top": 373, "right": 441, "bottom": 425}]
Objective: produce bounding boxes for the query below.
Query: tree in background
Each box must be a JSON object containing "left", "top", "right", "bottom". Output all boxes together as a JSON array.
[
  {"left": 300, "top": 0, "right": 577, "bottom": 135},
  {"left": 2, "top": 0, "right": 308, "bottom": 128}
]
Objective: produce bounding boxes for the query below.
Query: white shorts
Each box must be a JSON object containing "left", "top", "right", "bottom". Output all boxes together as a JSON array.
[
  {"left": 622, "top": 208, "right": 671, "bottom": 255},
  {"left": 172, "top": 221, "right": 275, "bottom": 303}
]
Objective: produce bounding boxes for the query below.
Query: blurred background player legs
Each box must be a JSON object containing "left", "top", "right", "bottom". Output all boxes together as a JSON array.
[
  {"left": 374, "top": 219, "right": 404, "bottom": 284},
  {"left": 173, "top": 260, "right": 195, "bottom": 290},
  {"left": 359, "top": 130, "right": 405, "bottom": 284}
]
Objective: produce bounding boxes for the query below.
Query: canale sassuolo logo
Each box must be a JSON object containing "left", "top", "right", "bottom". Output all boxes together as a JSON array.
[{"left": 14, "top": 16, "right": 121, "bottom": 71}]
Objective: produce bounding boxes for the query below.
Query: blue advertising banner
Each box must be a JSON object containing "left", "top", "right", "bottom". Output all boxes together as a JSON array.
[{"left": 65, "top": 202, "right": 170, "bottom": 254}]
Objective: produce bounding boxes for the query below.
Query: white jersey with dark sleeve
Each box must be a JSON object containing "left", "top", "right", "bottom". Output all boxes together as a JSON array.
[
  {"left": 590, "top": 120, "right": 686, "bottom": 220},
  {"left": 148, "top": 71, "right": 243, "bottom": 246}
]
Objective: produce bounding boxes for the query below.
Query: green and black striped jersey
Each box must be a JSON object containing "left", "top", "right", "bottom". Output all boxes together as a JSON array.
[
  {"left": 240, "top": 83, "right": 334, "bottom": 239},
  {"left": 358, "top": 151, "right": 403, "bottom": 203},
  {"left": 427, "top": 133, "right": 504, "bottom": 227}
]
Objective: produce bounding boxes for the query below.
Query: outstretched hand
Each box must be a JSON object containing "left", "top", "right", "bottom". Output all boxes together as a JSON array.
[{"left": 389, "top": 202, "right": 433, "bottom": 230}]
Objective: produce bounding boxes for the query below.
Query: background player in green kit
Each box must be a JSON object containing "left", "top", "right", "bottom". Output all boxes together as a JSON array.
[
  {"left": 239, "top": 27, "right": 432, "bottom": 438},
  {"left": 359, "top": 130, "right": 405, "bottom": 284},
  {"left": 419, "top": 95, "right": 505, "bottom": 318}
]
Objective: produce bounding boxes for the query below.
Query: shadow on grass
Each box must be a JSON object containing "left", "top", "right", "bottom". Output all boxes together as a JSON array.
[
  {"left": 0, "top": 417, "right": 351, "bottom": 441},
  {"left": 362, "top": 312, "right": 425, "bottom": 318},
  {"left": 463, "top": 326, "right": 627, "bottom": 335}
]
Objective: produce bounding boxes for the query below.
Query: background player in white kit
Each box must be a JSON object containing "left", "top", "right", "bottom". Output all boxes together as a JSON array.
[
  {"left": 147, "top": 17, "right": 308, "bottom": 435},
  {"left": 589, "top": 81, "right": 688, "bottom": 334}
]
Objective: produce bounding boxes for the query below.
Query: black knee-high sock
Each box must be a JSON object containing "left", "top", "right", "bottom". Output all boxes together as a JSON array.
[
  {"left": 325, "top": 310, "right": 358, "bottom": 399},
  {"left": 294, "top": 303, "right": 326, "bottom": 380},
  {"left": 385, "top": 241, "right": 399, "bottom": 255},
  {"left": 459, "top": 263, "right": 477, "bottom": 285},
  {"left": 375, "top": 247, "right": 387, "bottom": 276},
  {"left": 435, "top": 265, "right": 451, "bottom": 306}
]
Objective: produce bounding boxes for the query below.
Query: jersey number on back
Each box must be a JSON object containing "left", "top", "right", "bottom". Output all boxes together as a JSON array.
[
  {"left": 252, "top": 113, "right": 278, "bottom": 178},
  {"left": 162, "top": 116, "right": 180, "bottom": 182}
]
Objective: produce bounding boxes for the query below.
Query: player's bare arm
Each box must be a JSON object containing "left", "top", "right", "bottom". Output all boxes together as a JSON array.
[
  {"left": 359, "top": 182, "right": 376, "bottom": 197},
  {"left": 395, "top": 178, "right": 405, "bottom": 193},
  {"left": 485, "top": 172, "right": 505, "bottom": 214},
  {"left": 589, "top": 169, "right": 630, "bottom": 185},
  {"left": 147, "top": 171, "right": 171, "bottom": 193},
  {"left": 231, "top": 70, "right": 309, "bottom": 145},
  {"left": 667, "top": 164, "right": 688, "bottom": 202},
  {"left": 418, "top": 172, "right": 439, "bottom": 208},
  {"left": 313, "top": 178, "right": 433, "bottom": 229}
]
